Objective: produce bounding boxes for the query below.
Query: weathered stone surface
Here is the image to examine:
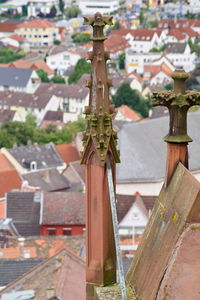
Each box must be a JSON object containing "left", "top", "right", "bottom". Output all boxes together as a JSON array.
[
  {"left": 94, "top": 283, "right": 137, "bottom": 300},
  {"left": 157, "top": 223, "right": 200, "bottom": 300},
  {"left": 126, "top": 163, "right": 200, "bottom": 300}
]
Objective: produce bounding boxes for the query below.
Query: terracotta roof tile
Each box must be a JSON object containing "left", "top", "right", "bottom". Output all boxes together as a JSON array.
[
  {"left": 0, "top": 200, "right": 6, "bottom": 218},
  {"left": 116, "top": 105, "right": 141, "bottom": 121},
  {"left": 168, "top": 29, "right": 185, "bottom": 40},
  {"left": 0, "top": 170, "right": 22, "bottom": 198},
  {"left": 0, "top": 22, "right": 21, "bottom": 33},
  {"left": 182, "top": 27, "right": 199, "bottom": 37},
  {"left": 17, "top": 19, "right": 55, "bottom": 29},
  {"left": 9, "top": 34, "right": 26, "bottom": 42},
  {"left": 56, "top": 144, "right": 80, "bottom": 164},
  {"left": 9, "top": 59, "right": 53, "bottom": 75}
]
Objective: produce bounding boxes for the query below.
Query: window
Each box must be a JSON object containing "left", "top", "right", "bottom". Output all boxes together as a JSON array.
[
  {"left": 48, "top": 228, "right": 56, "bottom": 235},
  {"left": 43, "top": 35, "right": 48, "bottom": 38},
  {"left": 63, "top": 228, "right": 72, "bottom": 236}
]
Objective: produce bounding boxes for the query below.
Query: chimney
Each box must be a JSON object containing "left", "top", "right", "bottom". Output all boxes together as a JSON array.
[
  {"left": 81, "top": 12, "right": 120, "bottom": 299},
  {"left": 153, "top": 69, "right": 200, "bottom": 187}
]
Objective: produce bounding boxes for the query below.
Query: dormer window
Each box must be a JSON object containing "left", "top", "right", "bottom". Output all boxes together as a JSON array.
[{"left": 30, "top": 161, "right": 37, "bottom": 171}]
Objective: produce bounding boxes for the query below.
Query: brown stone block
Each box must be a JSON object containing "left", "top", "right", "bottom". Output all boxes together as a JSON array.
[{"left": 126, "top": 163, "right": 200, "bottom": 300}]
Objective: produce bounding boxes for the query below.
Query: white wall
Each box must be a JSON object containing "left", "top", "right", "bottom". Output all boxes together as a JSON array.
[
  {"left": 46, "top": 51, "right": 82, "bottom": 74},
  {"left": 78, "top": 0, "right": 119, "bottom": 15}
]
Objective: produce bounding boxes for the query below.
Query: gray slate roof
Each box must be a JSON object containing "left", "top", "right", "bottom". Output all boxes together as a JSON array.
[
  {"left": 0, "top": 67, "right": 33, "bottom": 87},
  {"left": 0, "top": 91, "right": 53, "bottom": 109},
  {"left": 0, "top": 259, "right": 43, "bottom": 287},
  {"left": 22, "top": 169, "right": 70, "bottom": 192},
  {"left": 165, "top": 42, "right": 187, "bottom": 54},
  {"left": 117, "top": 111, "right": 200, "bottom": 183},
  {"left": 8, "top": 143, "right": 64, "bottom": 170},
  {"left": 6, "top": 192, "right": 40, "bottom": 236}
]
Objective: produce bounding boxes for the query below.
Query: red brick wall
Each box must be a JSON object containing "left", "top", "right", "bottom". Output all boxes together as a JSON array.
[{"left": 41, "top": 224, "right": 85, "bottom": 236}]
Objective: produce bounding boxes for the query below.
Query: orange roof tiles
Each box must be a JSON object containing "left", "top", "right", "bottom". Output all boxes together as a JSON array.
[
  {"left": 144, "top": 63, "right": 173, "bottom": 78},
  {"left": 116, "top": 105, "right": 141, "bottom": 121},
  {"left": 0, "top": 170, "right": 22, "bottom": 198},
  {"left": 55, "top": 144, "right": 80, "bottom": 164},
  {"left": 9, "top": 34, "right": 26, "bottom": 42},
  {"left": 8, "top": 59, "right": 53, "bottom": 75},
  {"left": 0, "top": 22, "right": 20, "bottom": 33},
  {"left": 0, "top": 200, "right": 6, "bottom": 218},
  {"left": 17, "top": 19, "right": 55, "bottom": 29},
  {"left": 0, "top": 154, "right": 22, "bottom": 198},
  {"left": 168, "top": 29, "right": 185, "bottom": 40}
]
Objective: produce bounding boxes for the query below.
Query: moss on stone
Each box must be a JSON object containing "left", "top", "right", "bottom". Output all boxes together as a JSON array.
[{"left": 94, "top": 283, "right": 138, "bottom": 300}]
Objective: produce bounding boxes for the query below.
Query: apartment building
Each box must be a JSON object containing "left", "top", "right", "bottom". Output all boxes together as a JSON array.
[{"left": 15, "top": 19, "right": 59, "bottom": 47}]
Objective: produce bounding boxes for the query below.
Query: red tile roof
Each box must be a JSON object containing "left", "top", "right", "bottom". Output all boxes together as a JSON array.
[
  {"left": 112, "top": 28, "right": 157, "bottom": 41},
  {"left": 144, "top": 63, "right": 173, "bottom": 78},
  {"left": 0, "top": 22, "right": 21, "bottom": 33},
  {"left": 0, "top": 170, "right": 22, "bottom": 198},
  {"left": 56, "top": 144, "right": 80, "bottom": 164},
  {"left": 9, "top": 34, "right": 26, "bottom": 42},
  {"left": 116, "top": 105, "right": 141, "bottom": 121},
  {"left": 8, "top": 59, "right": 53, "bottom": 75},
  {"left": 0, "top": 154, "right": 22, "bottom": 197},
  {"left": 168, "top": 29, "right": 185, "bottom": 40},
  {"left": 0, "top": 200, "right": 6, "bottom": 218},
  {"left": 104, "top": 34, "right": 130, "bottom": 53},
  {"left": 17, "top": 19, "right": 55, "bottom": 29},
  {"left": 182, "top": 27, "right": 199, "bottom": 37}
]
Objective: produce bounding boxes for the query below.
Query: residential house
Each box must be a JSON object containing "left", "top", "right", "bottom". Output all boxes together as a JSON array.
[
  {"left": 6, "top": 192, "right": 41, "bottom": 236},
  {"left": 104, "top": 33, "right": 130, "bottom": 60},
  {"left": 117, "top": 193, "right": 155, "bottom": 239},
  {"left": 0, "top": 34, "right": 30, "bottom": 52},
  {"left": 165, "top": 43, "right": 197, "bottom": 72},
  {"left": 41, "top": 192, "right": 85, "bottom": 236},
  {"left": 127, "top": 72, "right": 144, "bottom": 93},
  {"left": 165, "top": 29, "right": 186, "bottom": 43},
  {"left": 35, "top": 82, "right": 89, "bottom": 121},
  {"left": 0, "top": 219, "right": 19, "bottom": 249},
  {"left": 115, "top": 105, "right": 141, "bottom": 122},
  {"left": 15, "top": 19, "right": 60, "bottom": 47},
  {"left": 0, "top": 90, "right": 59, "bottom": 124},
  {"left": 63, "top": 160, "right": 85, "bottom": 192},
  {"left": 118, "top": 28, "right": 162, "bottom": 53},
  {"left": 0, "top": 248, "right": 85, "bottom": 300},
  {"left": 143, "top": 63, "right": 174, "bottom": 89},
  {"left": 116, "top": 111, "right": 200, "bottom": 196},
  {"left": 40, "top": 110, "right": 64, "bottom": 129},
  {"left": 46, "top": 49, "right": 83, "bottom": 75},
  {"left": 0, "top": 67, "right": 40, "bottom": 93},
  {"left": 2, "top": 143, "right": 65, "bottom": 175},
  {"left": 158, "top": 19, "right": 200, "bottom": 34},
  {"left": 0, "top": 153, "right": 22, "bottom": 200},
  {"left": 27, "top": 0, "right": 60, "bottom": 17},
  {"left": 125, "top": 50, "right": 161, "bottom": 74}
]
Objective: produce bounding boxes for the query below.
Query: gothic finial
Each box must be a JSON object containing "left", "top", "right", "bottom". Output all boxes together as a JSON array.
[{"left": 152, "top": 69, "right": 200, "bottom": 143}]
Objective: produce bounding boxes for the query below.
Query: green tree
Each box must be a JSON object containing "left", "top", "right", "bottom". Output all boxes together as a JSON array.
[
  {"left": 36, "top": 69, "right": 50, "bottom": 83},
  {"left": 0, "top": 48, "right": 25, "bottom": 63},
  {"left": 112, "top": 83, "right": 150, "bottom": 117},
  {"left": 54, "top": 39, "right": 61, "bottom": 45},
  {"left": 22, "top": 5, "right": 28, "bottom": 16},
  {"left": 0, "top": 129, "right": 16, "bottom": 148},
  {"left": 50, "top": 5, "right": 57, "bottom": 17},
  {"left": 59, "top": 0, "right": 65, "bottom": 13},
  {"left": 68, "top": 58, "right": 91, "bottom": 84},
  {"left": 188, "top": 38, "right": 200, "bottom": 57},
  {"left": 72, "top": 33, "right": 91, "bottom": 45},
  {"left": 65, "top": 7, "right": 81, "bottom": 19},
  {"left": 118, "top": 52, "right": 125, "bottom": 69},
  {"left": 2, "top": 121, "right": 34, "bottom": 145},
  {"left": 25, "top": 111, "right": 37, "bottom": 128},
  {"left": 51, "top": 75, "right": 65, "bottom": 84}
]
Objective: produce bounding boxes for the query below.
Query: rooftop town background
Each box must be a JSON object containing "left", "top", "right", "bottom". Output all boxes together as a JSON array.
[{"left": 0, "top": 0, "right": 199, "bottom": 299}]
